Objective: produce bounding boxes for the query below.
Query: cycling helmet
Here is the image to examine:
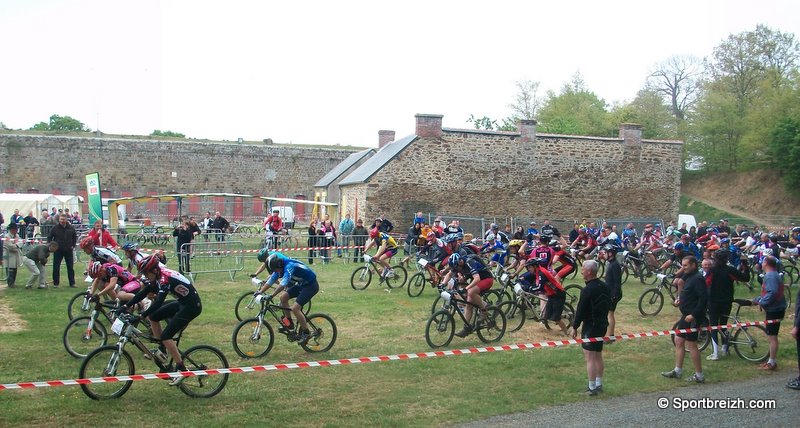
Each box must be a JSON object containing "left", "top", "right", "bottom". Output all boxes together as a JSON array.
[
  {"left": 768, "top": 232, "right": 778, "bottom": 242},
  {"left": 490, "top": 223, "right": 498, "bottom": 230},
  {"left": 443, "top": 233, "right": 459, "bottom": 243},
  {"left": 121, "top": 242, "right": 139, "bottom": 252},
  {"left": 539, "top": 234, "right": 551, "bottom": 243},
  {"left": 792, "top": 226, "right": 800, "bottom": 234},
  {"left": 266, "top": 253, "right": 284, "bottom": 274},
  {"left": 80, "top": 237, "right": 95, "bottom": 251},
  {"left": 257, "top": 247, "right": 270, "bottom": 263},
  {"left": 88, "top": 262, "right": 102, "bottom": 278},
  {"left": 426, "top": 230, "right": 436, "bottom": 241},
  {"left": 681, "top": 234, "right": 690, "bottom": 240},
  {"left": 525, "top": 257, "right": 543, "bottom": 268},
  {"left": 719, "top": 238, "right": 730, "bottom": 245},
  {"left": 603, "top": 244, "right": 620, "bottom": 254},
  {"left": 369, "top": 228, "right": 379, "bottom": 239},
  {"left": 448, "top": 253, "right": 462, "bottom": 268},
  {"left": 137, "top": 255, "right": 161, "bottom": 274}
]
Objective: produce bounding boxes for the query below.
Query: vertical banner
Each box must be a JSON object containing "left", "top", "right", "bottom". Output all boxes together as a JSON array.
[{"left": 85, "top": 172, "right": 103, "bottom": 225}]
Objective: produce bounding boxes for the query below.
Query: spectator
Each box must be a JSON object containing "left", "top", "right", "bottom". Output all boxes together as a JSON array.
[
  {"left": 188, "top": 216, "right": 201, "bottom": 239},
  {"left": 50, "top": 207, "right": 57, "bottom": 218},
  {"left": 572, "top": 260, "right": 611, "bottom": 396},
  {"left": 402, "top": 222, "right": 423, "bottom": 266},
  {"left": 513, "top": 226, "right": 525, "bottom": 240},
  {"left": 320, "top": 220, "right": 336, "bottom": 264},
  {"left": 3, "top": 223, "right": 22, "bottom": 287},
  {"left": 71, "top": 211, "right": 82, "bottom": 225},
  {"left": 47, "top": 213, "right": 78, "bottom": 288},
  {"left": 87, "top": 220, "right": 119, "bottom": 249},
  {"left": 377, "top": 213, "right": 393, "bottom": 233},
  {"left": 23, "top": 210, "right": 39, "bottom": 238},
  {"left": 307, "top": 219, "right": 317, "bottom": 264},
  {"left": 0, "top": 210, "right": 4, "bottom": 275},
  {"left": 604, "top": 245, "right": 622, "bottom": 338},
  {"left": 212, "top": 211, "right": 229, "bottom": 241},
  {"left": 413, "top": 211, "right": 425, "bottom": 225},
  {"left": 527, "top": 221, "right": 539, "bottom": 236},
  {"left": 789, "top": 282, "right": 800, "bottom": 390},
  {"left": 200, "top": 211, "right": 213, "bottom": 241},
  {"left": 21, "top": 242, "right": 58, "bottom": 289},
  {"left": 10, "top": 209, "right": 24, "bottom": 239},
  {"left": 444, "top": 220, "right": 463, "bottom": 235},
  {"left": 173, "top": 220, "right": 195, "bottom": 274},
  {"left": 432, "top": 217, "right": 444, "bottom": 237},
  {"left": 661, "top": 255, "right": 707, "bottom": 383},
  {"left": 352, "top": 218, "right": 368, "bottom": 263},
  {"left": 752, "top": 256, "right": 788, "bottom": 371},
  {"left": 338, "top": 213, "right": 354, "bottom": 258}
]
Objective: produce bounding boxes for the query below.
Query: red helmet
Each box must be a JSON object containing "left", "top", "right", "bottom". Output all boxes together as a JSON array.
[
  {"left": 137, "top": 255, "right": 160, "bottom": 274},
  {"left": 88, "top": 262, "right": 103, "bottom": 278},
  {"left": 369, "top": 228, "right": 379, "bottom": 239},
  {"left": 80, "top": 237, "right": 95, "bottom": 251},
  {"left": 426, "top": 231, "right": 436, "bottom": 241}
]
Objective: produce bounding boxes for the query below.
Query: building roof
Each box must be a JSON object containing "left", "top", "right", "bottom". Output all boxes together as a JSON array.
[
  {"left": 314, "top": 148, "right": 376, "bottom": 187},
  {"left": 339, "top": 134, "right": 418, "bottom": 186}
]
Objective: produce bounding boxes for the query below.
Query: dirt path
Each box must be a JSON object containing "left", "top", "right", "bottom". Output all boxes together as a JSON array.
[
  {"left": 682, "top": 192, "right": 780, "bottom": 228},
  {"left": 0, "top": 289, "right": 27, "bottom": 333}
]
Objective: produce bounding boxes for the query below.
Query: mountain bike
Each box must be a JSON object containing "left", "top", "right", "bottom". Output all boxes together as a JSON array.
[
  {"left": 429, "top": 280, "right": 503, "bottom": 315},
  {"left": 232, "top": 294, "right": 337, "bottom": 358},
  {"left": 235, "top": 277, "right": 311, "bottom": 321},
  {"left": 497, "top": 283, "right": 575, "bottom": 332},
  {"left": 79, "top": 313, "right": 229, "bottom": 400},
  {"left": 638, "top": 273, "right": 678, "bottom": 316},
  {"left": 350, "top": 254, "right": 407, "bottom": 291},
  {"left": 670, "top": 299, "right": 770, "bottom": 362},
  {"left": 63, "top": 295, "right": 155, "bottom": 358},
  {"left": 67, "top": 285, "right": 96, "bottom": 320},
  {"left": 425, "top": 288, "right": 506, "bottom": 348},
  {"left": 407, "top": 257, "right": 444, "bottom": 298}
]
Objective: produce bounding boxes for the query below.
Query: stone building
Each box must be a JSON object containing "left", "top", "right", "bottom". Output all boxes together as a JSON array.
[{"left": 338, "top": 114, "right": 683, "bottom": 229}]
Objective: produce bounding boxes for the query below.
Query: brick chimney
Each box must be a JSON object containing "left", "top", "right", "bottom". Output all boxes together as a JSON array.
[
  {"left": 415, "top": 114, "right": 443, "bottom": 138},
  {"left": 518, "top": 119, "right": 537, "bottom": 142},
  {"left": 378, "top": 130, "right": 395, "bottom": 148},
  {"left": 619, "top": 123, "right": 642, "bottom": 145}
]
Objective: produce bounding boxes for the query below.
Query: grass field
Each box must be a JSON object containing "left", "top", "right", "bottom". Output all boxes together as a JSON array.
[{"left": 0, "top": 249, "right": 795, "bottom": 427}]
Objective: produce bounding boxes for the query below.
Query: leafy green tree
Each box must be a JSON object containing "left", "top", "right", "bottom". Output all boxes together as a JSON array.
[
  {"left": 150, "top": 130, "right": 186, "bottom": 138},
  {"left": 537, "top": 72, "right": 612, "bottom": 136},
  {"left": 28, "top": 114, "right": 88, "bottom": 132},
  {"left": 769, "top": 117, "right": 800, "bottom": 193},
  {"left": 609, "top": 89, "right": 675, "bottom": 140}
]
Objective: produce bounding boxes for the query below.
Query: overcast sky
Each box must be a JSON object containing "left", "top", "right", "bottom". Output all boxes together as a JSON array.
[{"left": 1, "top": 0, "right": 798, "bottom": 148}]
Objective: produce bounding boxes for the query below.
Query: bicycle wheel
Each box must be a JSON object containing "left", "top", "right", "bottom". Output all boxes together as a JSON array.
[
  {"left": 425, "top": 309, "right": 455, "bottom": 348},
  {"left": 79, "top": 345, "right": 135, "bottom": 400},
  {"left": 63, "top": 316, "right": 109, "bottom": 358},
  {"left": 482, "top": 289, "right": 503, "bottom": 307},
  {"left": 178, "top": 345, "right": 230, "bottom": 398},
  {"left": 300, "top": 313, "right": 337, "bottom": 352},
  {"left": 497, "top": 300, "right": 526, "bottom": 332},
  {"left": 407, "top": 272, "right": 427, "bottom": 297},
  {"left": 350, "top": 266, "right": 372, "bottom": 290},
  {"left": 386, "top": 265, "right": 407, "bottom": 289},
  {"left": 640, "top": 265, "right": 659, "bottom": 285},
  {"left": 621, "top": 265, "right": 630, "bottom": 284},
  {"left": 597, "top": 260, "right": 606, "bottom": 278},
  {"left": 784, "top": 285, "right": 792, "bottom": 310},
  {"left": 637, "top": 288, "right": 664, "bottom": 316},
  {"left": 561, "top": 302, "right": 576, "bottom": 327},
  {"left": 670, "top": 321, "right": 711, "bottom": 352},
  {"left": 563, "top": 284, "right": 583, "bottom": 308},
  {"left": 476, "top": 306, "right": 506, "bottom": 343},
  {"left": 67, "top": 291, "right": 92, "bottom": 320},
  {"left": 232, "top": 318, "right": 275, "bottom": 359},
  {"left": 732, "top": 325, "right": 770, "bottom": 362}
]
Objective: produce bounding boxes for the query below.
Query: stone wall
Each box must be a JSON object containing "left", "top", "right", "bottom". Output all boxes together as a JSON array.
[
  {"left": 340, "top": 121, "right": 683, "bottom": 230},
  {"left": 0, "top": 135, "right": 355, "bottom": 200}
]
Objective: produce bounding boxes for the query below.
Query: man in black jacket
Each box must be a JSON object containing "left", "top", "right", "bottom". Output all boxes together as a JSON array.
[
  {"left": 573, "top": 260, "right": 611, "bottom": 396},
  {"left": 705, "top": 249, "right": 750, "bottom": 361},
  {"left": 47, "top": 214, "right": 78, "bottom": 288},
  {"left": 604, "top": 244, "right": 623, "bottom": 337},
  {"left": 662, "top": 256, "right": 707, "bottom": 383},
  {"left": 212, "top": 211, "right": 229, "bottom": 242}
]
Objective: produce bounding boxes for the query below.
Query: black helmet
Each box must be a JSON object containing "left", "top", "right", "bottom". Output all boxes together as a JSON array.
[
  {"left": 714, "top": 249, "right": 731, "bottom": 263},
  {"left": 257, "top": 247, "right": 270, "bottom": 263},
  {"left": 768, "top": 232, "right": 778, "bottom": 242},
  {"left": 525, "top": 257, "right": 543, "bottom": 268},
  {"left": 603, "top": 244, "right": 620, "bottom": 254},
  {"left": 266, "top": 254, "right": 284, "bottom": 274}
]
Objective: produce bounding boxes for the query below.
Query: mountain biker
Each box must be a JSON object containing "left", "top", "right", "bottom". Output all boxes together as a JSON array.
[
  {"left": 518, "top": 257, "right": 569, "bottom": 335},
  {"left": 122, "top": 255, "right": 201, "bottom": 386},
  {"left": 264, "top": 209, "right": 283, "bottom": 249},
  {"left": 705, "top": 249, "right": 750, "bottom": 361},
  {"left": 260, "top": 253, "right": 319, "bottom": 343},
  {"left": 90, "top": 262, "right": 146, "bottom": 307},
  {"left": 363, "top": 228, "right": 399, "bottom": 278},
  {"left": 80, "top": 237, "right": 122, "bottom": 266},
  {"left": 439, "top": 253, "right": 494, "bottom": 338}
]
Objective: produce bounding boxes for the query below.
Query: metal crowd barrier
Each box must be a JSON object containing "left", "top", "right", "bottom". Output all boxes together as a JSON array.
[{"left": 180, "top": 241, "right": 245, "bottom": 282}]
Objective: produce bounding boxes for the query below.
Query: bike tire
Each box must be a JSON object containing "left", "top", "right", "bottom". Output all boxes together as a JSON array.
[
  {"left": 232, "top": 318, "right": 275, "bottom": 359},
  {"left": 79, "top": 345, "right": 135, "bottom": 400},
  {"left": 563, "top": 284, "right": 583, "bottom": 308},
  {"left": 497, "top": 300, "right": 526, "bottom": 332},
  {"left": 476, "top": 306, "right": 506, "bottom": 343},
  {"left": 425, "top": 309, "right": 455, "bottom": 348},
  {"left": 300, "top": 313, "right": 337, "bottom": 352},
  {"left": 63, "top": 316, "right": 109, "bottom": 358},
  {"left": 638, "top": 288, "right": 664, "bottom": 316},
  {"left": 407, "top": 272, "right": 427, "bottom": 297},
  {"left": 178, "top": 345, "right": 230, "bottom": 398},
  {"left": 67, "top": 291, "right": 92, "bottom": 320},
  {"left": 234, "top": 292, "right": 260, "bottom": 322},
  {"left": 350, "top": 266, "right": 372, "bottom": 290},
  {"left": 732, "top": 325, "right": 769, "bottom": 362},
  {"left": 597, "top": 260, "right": 606, "bottom": 278},
  {"left": 670, "top": 321, "right": 711, "bottom": 352},
  {"left": 482, "top": 289, "right": 503, "bottom": 307},
  {"left": 386, "top": 265, "right": 407, "bottom": 289},
  {"left": 621, "top": 265, "right": 630, "bottom": 284}
]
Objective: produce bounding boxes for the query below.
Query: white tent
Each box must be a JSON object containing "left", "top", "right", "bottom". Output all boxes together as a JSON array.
[{"left": 0, "top": 193, "right": 83, "bottom": 221}]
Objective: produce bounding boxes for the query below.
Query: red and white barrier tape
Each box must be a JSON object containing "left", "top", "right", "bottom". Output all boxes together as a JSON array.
[{"left": 0, "top": 320, "right": 779, "bottom": 392}]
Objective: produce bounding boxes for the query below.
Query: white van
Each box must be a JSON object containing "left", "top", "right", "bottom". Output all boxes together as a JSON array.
[
  {"left": 269, "top": 206, "right": 295, "bottom": 229},
  {"left": 678, "top": 214, "right": 697, "bottom": 230}
]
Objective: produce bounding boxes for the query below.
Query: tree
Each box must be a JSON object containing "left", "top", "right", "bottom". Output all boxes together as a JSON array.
[
  {"left": 28, "top": 114, "right": 88, "bottom": 132},
  {"left": 537, "top": 72, "right": 612, "bottom": 136},
  {"left": 608, "top": 89, "right": 675, "bottom": 140},
  {"left": 150, "top": 130, "right": 186, "bottom": 138},
  {"left": 647, "top": 55, "right": 703, "bottom": 123},
  {"left": 507, "top": 79, "right": 542, "bottom": 120},
  {"left": 769, "top": 117, "right": 800, "bottom": 193}
]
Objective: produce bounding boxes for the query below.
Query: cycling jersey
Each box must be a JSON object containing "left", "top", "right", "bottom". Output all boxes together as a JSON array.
[
  {"left": 92, "top": 247, "right": 122, "bottom": 265},
  {"left": 452, "top": 255, "right": 493, "bottom": 281},
  {"left": 377, "top": 232, "right": 398, "bottom": 250},
  {"left": 673, "top": 242, "right": 700, "bottom": 259},
  {"left": 264, "top": 214, "right": 283, "bottom": 232},
  {"left": 102, "top": 263, "right": 140, "bottom": 293},
  {"left": 518, "top": 266, "right": 564, "bottom": 297},
  {"left": 533, "top": 245, "right": 556, "bottom": 269},
  {"left": 420, "top": 239, "right": 451, "bottom": 265},
  {"left": 267, "top": 258, "right": 317, "bottom": 288}
]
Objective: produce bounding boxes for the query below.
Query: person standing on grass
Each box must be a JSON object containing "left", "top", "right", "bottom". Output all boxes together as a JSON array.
[
  {"left": 604, "top": 244, "right": 622, "bottom": 338},
  {"left": 47, "top": 214, "right": 78, "bottom": 288},
  {"left": 21, "top": 242, "right": 58, "bottom": 289},
  {"left": 572, "top": 260, "right": 610, "bottom": 396},
  {"left": 752, "top": 255, "right": 787, "bottom": 371},
  {"left": 705, "top": 249, "right": 750, "bottom": 362},
  {"left": 788, "top": 283, "right": 800, "bottom": 390},
  {"left": 338, "top": 213, "right": 354, "bottom": 259},
  {"left": 352, "top": 218, "right": 368, "bottom": 263},
  {"left": 661, "top": 255, "right": 707, "bottom": 384},
  {"left": 3, "top": 223, "right": 22, "bottom": 287}
]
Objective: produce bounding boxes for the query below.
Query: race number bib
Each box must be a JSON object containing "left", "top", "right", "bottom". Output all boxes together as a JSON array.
[
  {"left": 173, "top": 284, "right": 191, "bottom": 297},
  {"left": 418, "top": 258, "right": 429, "bottom": 267}
]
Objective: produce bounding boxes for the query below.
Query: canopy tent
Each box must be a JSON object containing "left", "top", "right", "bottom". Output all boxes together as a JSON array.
[
  {"left": 0, "top": 193, "right": 83, "bottom": 220},
  {"left": 106, "top": 193, "right": 338, "bottom": 230}
]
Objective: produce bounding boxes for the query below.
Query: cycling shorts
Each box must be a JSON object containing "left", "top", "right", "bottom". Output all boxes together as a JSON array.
[
  {"left": 381, "top": 248, "right": 398, "bottom": 259},
  {"left": 150, "top": 298, "right": 202, "bottom": 340},
  {"left": 765, "top": 310, "right": 785, "bottom": 336},
  {"left": 675, "top": 317, "right": 702, "bottom": 342},
  {"left": 287, "top": 280, "right": 320, "bottom": 307},
  {"left": 475, "top": 277, "right": 493, "bottom": 292},
  {"left": 581, "top": 327, "right": 606, "bottom": 352},
  {"left": 120, "top": 280, "right": 141, "bottom": 293}
]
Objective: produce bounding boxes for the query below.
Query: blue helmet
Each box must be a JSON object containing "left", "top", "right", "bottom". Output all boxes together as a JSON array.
[
  {"left": 121, "top": 242, "right": 139, "bottom": 252},
  {"left": 257, "top": 247, "right": 270, "bottom": 263},
  {"left": 448, "top": 253, "right": 462, "bottom": 268},
  {"left": 443, "top": 233, "right": 461, "bottom": 243}
]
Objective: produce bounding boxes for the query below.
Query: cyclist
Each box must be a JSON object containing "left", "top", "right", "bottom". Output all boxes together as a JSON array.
[
  {"left": 259, "top": 253, "right": 319, "bottom": 343},
  {"left": 439, "top": 253, "right": 494, "bottom": 338},
  {"left": 121, "top": 255, "right": 202, "bottom": 386},
  {"left": 551, "top": 240, "right": 578, "bottom": 280},
  {"left": 120, "top": 242, "right": 166, "bottom": 276},
  {"left": 633, "top": 224, "right": 661, "bottom": 272},
  {"left": 80, "top": 237, "right": 122, "bottom": 266},
  {"left": 363, "top": 227, "right": 399, "bottom": 278},
  {"left": 661, "top": 256, "right": 707, "bottom": 383},
  {"left": 752, "top": 256, "right": 787, "bottom": 371},
  {"left": 90, "top": 262, "right": 147, "bottom": 309},
  {"left": 264, "top": 209, "right": 283, "bottom": 249},
  {"left": 518, "top": 257, "right": 569, "bottom": 335},
  {"left": 570, "top": 228, "right": 597, "bottom": 261},
  {"left": 418, "top": 231, "right": 452, "bottom": 274},
  {"left": 480, "top": 224, "right": 509, "bottom": 267},
  {"left": 705, "top": 249, "right": 750, "bottom": 361}
]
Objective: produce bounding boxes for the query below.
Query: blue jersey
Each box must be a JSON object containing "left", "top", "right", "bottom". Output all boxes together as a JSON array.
[{"left": 267, "top": 258, "right": 317, "bottom": 288}]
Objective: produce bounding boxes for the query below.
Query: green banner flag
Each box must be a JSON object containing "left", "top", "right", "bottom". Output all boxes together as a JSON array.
[{"left": 85, "top": 172, "right": 103, "bottom": 225}]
